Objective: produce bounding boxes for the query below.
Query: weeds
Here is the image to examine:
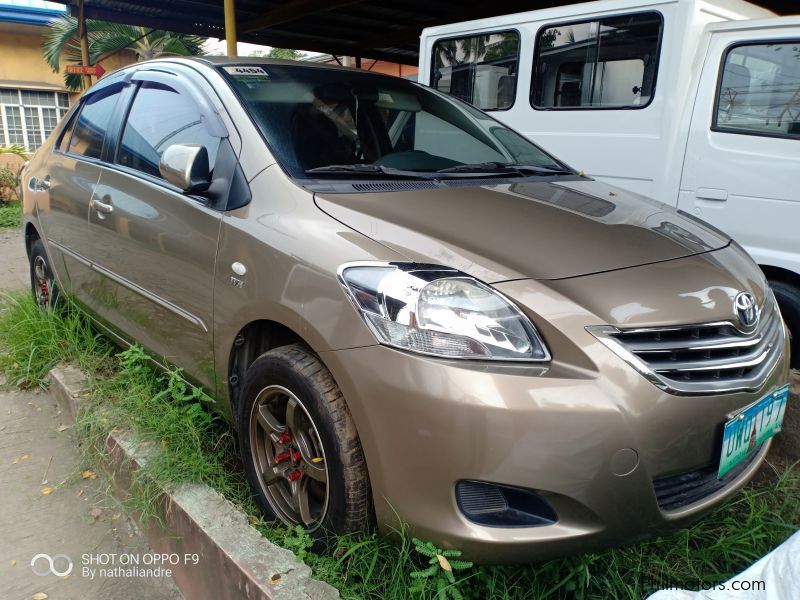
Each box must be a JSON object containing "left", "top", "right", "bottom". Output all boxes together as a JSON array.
[
  {"left": 0, "top": 199, "right": 22, "bottom": 228},
  {"left": 0, "top": 292, "right": 798, "bottom": 600},
  {"left": 409, "top": 538, "right": 473, "bottom": 600}
]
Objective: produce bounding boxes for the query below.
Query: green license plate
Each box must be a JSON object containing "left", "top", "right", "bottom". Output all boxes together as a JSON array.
[{"left": 719, "top": 384, "right": 789, "bottom": 479}]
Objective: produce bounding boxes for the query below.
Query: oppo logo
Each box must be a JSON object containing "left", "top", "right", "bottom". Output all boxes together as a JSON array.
[{"left": 30, "top": 553, "right": 73, "bottom": 577}]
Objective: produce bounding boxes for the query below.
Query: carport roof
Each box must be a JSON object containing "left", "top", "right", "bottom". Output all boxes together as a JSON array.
[{"left": 51, "top": 0, "right": 796, "bottom": 66}]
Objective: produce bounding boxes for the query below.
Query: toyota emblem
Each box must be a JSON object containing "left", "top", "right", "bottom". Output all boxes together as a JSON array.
[{"left": 733, "top": 292, "right": 759, "bottom": 329}]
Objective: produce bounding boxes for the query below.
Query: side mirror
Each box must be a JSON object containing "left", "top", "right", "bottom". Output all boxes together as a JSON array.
[{"left": 159, "top": 144, "right": 211, "bottom": 193}]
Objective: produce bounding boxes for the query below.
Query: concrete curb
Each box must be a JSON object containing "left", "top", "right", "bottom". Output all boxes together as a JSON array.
[{"left": 49, "top": 366, "right": 340, "bottom": 600}]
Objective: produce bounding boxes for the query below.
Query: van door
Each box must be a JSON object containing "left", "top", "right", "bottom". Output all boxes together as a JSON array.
[
  {"left": 88, "top": 72, "right": 225, "bottom": 389},
  {"left": 679, "top": 30, "right": 800, "bottom": 277}
]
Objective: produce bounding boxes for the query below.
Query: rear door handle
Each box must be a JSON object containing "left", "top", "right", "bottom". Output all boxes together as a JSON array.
[
  {"left": 695, "top": 188, "right": 728, "bottom": 201},
  {"left": 90, "top": 197, "right": 114, "bottom": 214},
  {"left": 30, "top": 175, "right": 50, "bottom": 192}
]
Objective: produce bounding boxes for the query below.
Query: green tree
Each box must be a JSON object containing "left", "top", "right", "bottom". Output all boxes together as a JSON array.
[
  {"left": 44, "top": 16, "right": 206, "bottom": 91},
  {"left": 265, "top": 47, "right": 304, "bottom": 61}
]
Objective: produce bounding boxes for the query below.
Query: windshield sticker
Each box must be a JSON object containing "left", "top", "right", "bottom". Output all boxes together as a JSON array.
[{"left": 224, "top": 65, "right": 270, "bottom": 86}]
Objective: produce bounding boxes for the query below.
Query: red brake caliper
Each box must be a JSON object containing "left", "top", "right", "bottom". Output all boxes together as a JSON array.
[{"left": 274, "top": 432, "right": 303, "bottom": 481}]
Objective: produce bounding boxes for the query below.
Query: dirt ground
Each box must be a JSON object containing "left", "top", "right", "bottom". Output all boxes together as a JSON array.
[{"left": 0, "top": 228, "right": 182, "bottom": 600}]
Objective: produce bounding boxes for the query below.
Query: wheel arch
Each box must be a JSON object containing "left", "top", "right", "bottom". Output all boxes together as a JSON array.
[
  {"left": 24, "top": 221, "right": 40, "bottom": 258},
  {"left": 761, "top": 264, "right": 800, "bottom": 368},
  {"left": 760, "top": 264, "right": 800, "bottom": 292},
  {"left": 226, "top": 318, "right": 309, "bottom": 427}
]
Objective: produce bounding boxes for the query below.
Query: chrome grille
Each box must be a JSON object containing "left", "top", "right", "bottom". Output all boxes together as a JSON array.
[{"left": 588, "top": 295, "right": 785, "bottom": 395}]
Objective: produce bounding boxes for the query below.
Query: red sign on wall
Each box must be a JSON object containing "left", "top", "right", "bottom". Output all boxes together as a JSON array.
[{"left": 66, "top": 64, "right": 106, "bottom": 77}]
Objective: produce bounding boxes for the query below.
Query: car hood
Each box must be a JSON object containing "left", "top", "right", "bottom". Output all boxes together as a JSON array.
[{"left": 314, "top": 178, "right": 730, "bottom": 282}]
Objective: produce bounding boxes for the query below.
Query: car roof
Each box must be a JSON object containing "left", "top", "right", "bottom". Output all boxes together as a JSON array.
[{"left": 165, "top": 55, "right": 390, "bottom": 77}]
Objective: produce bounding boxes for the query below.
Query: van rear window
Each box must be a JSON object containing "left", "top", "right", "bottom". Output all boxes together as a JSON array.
[
  {"left": 531, "top": 12, "right": 662, "bottom": 110},
  {"left": 430, "top": 31, "right": 519, "bottom": 111}
]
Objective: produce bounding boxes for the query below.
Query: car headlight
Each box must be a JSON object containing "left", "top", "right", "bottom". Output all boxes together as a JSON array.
[{"left": 338, "top": 262, "right": 550, "bottom": 361}]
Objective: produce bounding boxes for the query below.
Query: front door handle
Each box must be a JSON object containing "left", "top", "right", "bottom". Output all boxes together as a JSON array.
[
  {"left": 695, "top": 188, "right": 728, "bottom": 201},
  {"left": 90, "top": 197, "right": 114, "bottom": 214}
]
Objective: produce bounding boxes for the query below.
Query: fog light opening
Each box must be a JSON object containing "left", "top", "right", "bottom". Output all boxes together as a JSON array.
[{"left": 456, "top": 480, "right": 557, "bottom": 527}]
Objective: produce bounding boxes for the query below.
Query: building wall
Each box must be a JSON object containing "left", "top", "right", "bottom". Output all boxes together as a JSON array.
[
  {"left": 0, "top": 21, "right": 136, "bottom": 93},
  {"left": 359, "top": 60, "right": 418, "bottom": 78},
  {"left": 0, "top": 18, "right": 136, "bottom": 153},
  {"left": 308, "top": 56, "right": 418, "bottom": 79}
]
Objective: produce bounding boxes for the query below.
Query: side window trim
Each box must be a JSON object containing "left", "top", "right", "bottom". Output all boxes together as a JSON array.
[
  {"left": 59, "top": 81, "right": 127, "bottom": 161},
  {"left": 103, "top": 81, "right": 137, "bottom": 164},
  {"left": 529, "top": 10, "right": 664, "bottom": 111},
  {"left": 430, "top": 29, "right": 521, "bottom": 112},
  {"left": 711, "top": 38, "right": 800, "bottom": 141},
  {"left": 54, "top": 104, "right": 81, "bottom": 155}
]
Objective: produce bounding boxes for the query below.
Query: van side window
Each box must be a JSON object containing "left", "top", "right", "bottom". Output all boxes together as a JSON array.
[
  {"left": 531, "top": 12, "right": 662, "bottom": 109},
  {"left": 117, "top": 81, "right": 220, "bottom": 179},
  {"left": 431, "top": 31, "right": 520, "bottom": 111},
  {"left": 68, "top": 85, "right": 123, "bottom": 159},
  {"left": 714, "top": 42, "right": 800, "bottom": 139}
]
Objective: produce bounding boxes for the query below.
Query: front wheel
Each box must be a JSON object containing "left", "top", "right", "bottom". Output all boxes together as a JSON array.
[
  {"left": 238, "top": 344, "right": 372, "bottom": 536},
  {"left": 29, "top": 239, "right": 59, "bottom": 308}
]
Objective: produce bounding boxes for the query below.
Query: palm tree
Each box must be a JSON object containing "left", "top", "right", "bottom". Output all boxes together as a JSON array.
[
  {"left": 44, "top": 16, "right": 206, "bottom": 91},
  {"left": 0, "top": 145, "right": 28, "bottom": 159}
]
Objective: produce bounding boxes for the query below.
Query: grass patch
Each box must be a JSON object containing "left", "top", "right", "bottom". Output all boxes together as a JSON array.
[
  {"left": 0, "top": 201, "right": 22, "bottom": 228},
  {"left": 0, "top": 292, "right": 798, "bottom": 599}
]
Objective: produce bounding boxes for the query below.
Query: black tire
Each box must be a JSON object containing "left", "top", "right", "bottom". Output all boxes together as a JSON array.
[
  {"left": 770, "top": 280, "right": 800, "bottom": 369},
  {"left": 29, "top": 239, "right": 60, "bottom": 309},
  {"left": 238, "top": 344, "right": 372, "bottom": 538}
]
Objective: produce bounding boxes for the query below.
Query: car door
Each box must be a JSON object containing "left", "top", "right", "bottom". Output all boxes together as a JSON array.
[
  {"left": 34, "top": 81, "right": 125, "bottom": 304},
  {"left": 88, "top": 70, "right": 227, "bottom": 389},
  {"left": 679, "top": 30, "right": 800, "bottom": 274}
]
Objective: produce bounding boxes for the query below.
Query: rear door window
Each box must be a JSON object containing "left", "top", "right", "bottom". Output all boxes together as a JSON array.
[
  {"left": 714, "top": 41, "right": 800, "bottom": 139},
  {"left": 531, "top": 12, "right": 662, "bottom": 109},
  {"left": 431, "top": 31, "right": 520, "bottom": 110},
  {"left": 68, "top": 85, "right": 123, "bottom": 158},
  {"left": 117, "top": 81, "right": 220, "bottom": 179}
]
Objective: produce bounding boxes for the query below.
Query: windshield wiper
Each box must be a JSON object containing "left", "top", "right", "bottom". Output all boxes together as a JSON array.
[
  {"left": 305, "top": 162, "right": 576, "bottom": 180},
  {"left": 436, "top": 162, "right": 574, "bottom": 176},
  {"left": 305, "top": 164, "right": 434, "bottom": 179}
]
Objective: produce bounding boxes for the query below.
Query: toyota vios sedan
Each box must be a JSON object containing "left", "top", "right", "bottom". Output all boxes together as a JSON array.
[{"left": 22, "top": 57, "right": 790, "bottom": 563}]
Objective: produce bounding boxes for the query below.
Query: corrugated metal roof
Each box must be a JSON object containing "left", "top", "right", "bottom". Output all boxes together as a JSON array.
[
  {"left": 0, "top": 0, "right": 64, "bottom": 26},
  {"left": 48, "top": 1, "right": 796, "bottom": 66}
]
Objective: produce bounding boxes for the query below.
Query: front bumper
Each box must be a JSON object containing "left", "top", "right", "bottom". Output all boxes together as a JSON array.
[{"left": 320, "top": 284, "right": 790, "bottom": 563}]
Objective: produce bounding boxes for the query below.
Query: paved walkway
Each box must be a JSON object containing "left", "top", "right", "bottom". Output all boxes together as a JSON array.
[
  {"left": 0, "top": 228, "right": 182, "bottom": 600},
  {"left": 0, "top": 229, "right": 29, "bottom": 292}
]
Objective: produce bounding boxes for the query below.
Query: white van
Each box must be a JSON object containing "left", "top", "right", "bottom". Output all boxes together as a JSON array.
[{"left": 418, "top": 0, "right": 800, "bottom": 366}]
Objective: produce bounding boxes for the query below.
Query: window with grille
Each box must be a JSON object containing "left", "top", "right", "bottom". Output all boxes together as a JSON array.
[{"left": 0, "top": 88, "right": 70, "bottom": 151}]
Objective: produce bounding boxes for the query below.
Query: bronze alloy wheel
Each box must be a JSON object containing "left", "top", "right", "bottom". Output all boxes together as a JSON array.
[
  {"left": 29, "top": 240, "right": 58, "bottom": 309},
  {"left": 32, "top": 255, "right": 52, "bottom": 307},
  {"left": 249, "top": 384, "right": 329, "bottom": 529}
]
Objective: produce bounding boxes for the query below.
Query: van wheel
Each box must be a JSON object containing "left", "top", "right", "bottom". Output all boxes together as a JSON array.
[
  {"left": 29, "top": 239, "right": 59, "bottom": 309},
  {"left": 238, "top": 344, "right": 371, "bottom": 536},
  {"left": 770, "top": 280, "right": 800, "bottom": 369}
]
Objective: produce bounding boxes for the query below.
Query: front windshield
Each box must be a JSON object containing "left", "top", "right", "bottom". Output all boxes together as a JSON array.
[{"left": 219, "top": 64, "right": 569, "bottom": 178}]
